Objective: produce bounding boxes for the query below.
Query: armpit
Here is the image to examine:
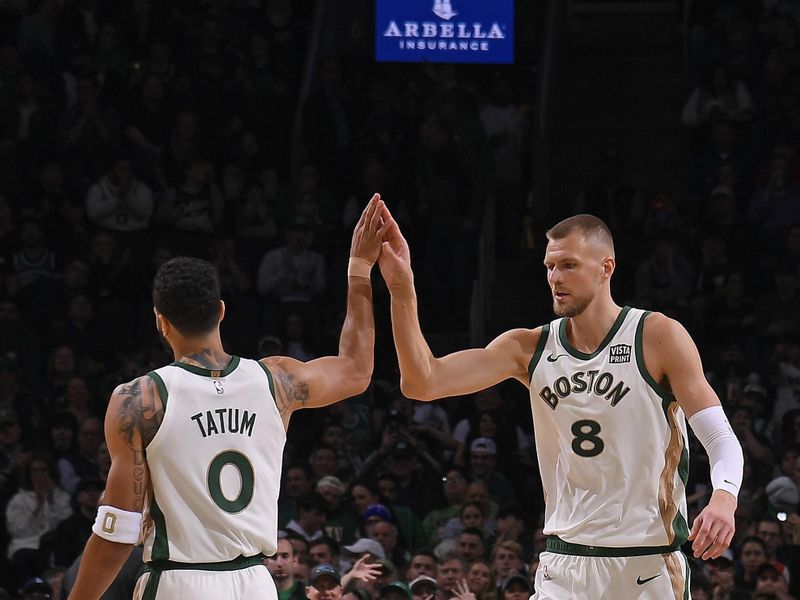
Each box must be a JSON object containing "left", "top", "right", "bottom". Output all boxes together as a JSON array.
[{"left": 275, "top": 370, "right": 310, "bottom": 416}]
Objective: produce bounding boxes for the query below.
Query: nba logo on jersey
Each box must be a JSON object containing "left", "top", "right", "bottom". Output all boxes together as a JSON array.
[
  {"left": 213, "top": 380, "right": 224, "bottom": 394},
  {"left": 609, "top": 344, "right": 631, "bottom": 364}
]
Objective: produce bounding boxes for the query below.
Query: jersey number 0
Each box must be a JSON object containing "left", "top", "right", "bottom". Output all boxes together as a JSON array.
[{"left": 207, "top": 450, "right": 255, "bottom": 513}]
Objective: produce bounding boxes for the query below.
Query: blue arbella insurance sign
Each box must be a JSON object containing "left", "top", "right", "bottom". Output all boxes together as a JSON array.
[{"left": 376, "top": 0, "right": 514, "bottom": 64}]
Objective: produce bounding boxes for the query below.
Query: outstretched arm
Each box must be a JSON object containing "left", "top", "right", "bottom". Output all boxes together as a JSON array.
[
  {"left": 263, "top": 194, "right": 388, "bottom": 428},
  {"left": 642, "top": 312, "right": 743, "bottom": 561},
  {"left": 69, "top": 377, "right": 163, "bottom": 600},
  {"left": 377, "top": 205, "right": 535, "bottom": 400}
]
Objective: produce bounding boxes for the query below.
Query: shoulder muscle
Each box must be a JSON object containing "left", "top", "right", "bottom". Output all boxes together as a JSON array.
[{"left": 109, "top": 375, "right": 165, "bottom": 450}]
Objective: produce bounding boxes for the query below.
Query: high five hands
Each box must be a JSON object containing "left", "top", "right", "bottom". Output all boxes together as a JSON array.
[{"left": 370, "top": 194, "right": 414, "bottom": 293}]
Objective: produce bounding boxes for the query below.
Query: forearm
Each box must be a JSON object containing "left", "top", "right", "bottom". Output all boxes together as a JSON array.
[
  {"left": 390, "top": 284, "right": 435, "bottom": 398},
  {"left": 68, "top": 534, "right": 134, "bottom": 600},
  {"left": 338, "top": 275, "right": 374, "bottom": 382}
]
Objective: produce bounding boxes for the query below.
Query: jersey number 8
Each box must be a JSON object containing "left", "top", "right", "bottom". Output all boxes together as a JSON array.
[{"left": 571, "top": 420, "right": 604, "bottom": 457}]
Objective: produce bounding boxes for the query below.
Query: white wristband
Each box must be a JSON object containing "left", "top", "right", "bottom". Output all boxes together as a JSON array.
[
  {"left": 92, "top": 505, "right": 143, "bottom": 544},
  {"left": 348, "top": 257, "right": 372, "bottom": 278},
  {"left": 688, "top": 405, "right": 744, "bottom": 498}
]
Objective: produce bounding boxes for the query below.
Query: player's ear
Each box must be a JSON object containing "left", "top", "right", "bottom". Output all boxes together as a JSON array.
[
  {"left": 218, "top": 300, "right": 226, "bottom": 324},
  {"left": 602, "top": 256, "right": 615, "bottom": 279},
  {"left": 154, "top": 310, "right": 171, "bottom": 337}
]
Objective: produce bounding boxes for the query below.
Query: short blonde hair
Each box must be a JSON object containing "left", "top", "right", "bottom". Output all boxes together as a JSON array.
[{"left": 546, "top": 214, "right": 614, "bottom": 255}]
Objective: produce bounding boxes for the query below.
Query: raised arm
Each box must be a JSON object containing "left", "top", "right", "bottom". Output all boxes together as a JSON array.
[
  {"left": 642, "top": 312, "right": 743, "bottom": 561},
  {"left": 377, "top": 205, "right": 535, "bottom": 400},
  {"left": 68, "top": 376, "right": 163, "bottom": 600},
  {"left": 263, "top": 194, "right": 388, "bottom": 428}
]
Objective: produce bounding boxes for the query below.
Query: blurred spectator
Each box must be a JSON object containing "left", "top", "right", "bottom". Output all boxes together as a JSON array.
[
  {"left": 50, "top": 477, "right": 102, "bottom": 567},
  {"left": 681, "top": 65, "right": 754, "bottom": 129},
  {"left": 406, "top": 551, "right": 437, "bottom": 581},
  {"left": 497, "top": 573, "right": 530, "bottom": 600},
  {"left": 454, "top": 527, "right": 486, "bottom": 563},
  {"left": 284, "top": 491, "right": 327, "bottom": 543},
  {"left": 634, "top": 234, "right": 695, "bottom": 314},
  {"left": 85, "top": 156, "right": 154, "bottom": 265},
  {"left": 308, "top": 537, "right": 340, "bottom": 570},
  {"left": 123, "top": 73, "right": 171, "bottom": 180},
  {"left": 479, "top": 77, "right": 528, "bottom": 260},
  {"left": 278, "top": 462, "right": 313, "bottom": 527},
  {"left": 467, "top": 438, "right": 517, "bottom": 508},
  {"left": 410, "top": 575, "right": 438, "bottom": 600},
  {"left": 8, "top": 219, "right": 56, "bottom": 301},
  {"left": 490, "top": 541, "right": 524, "bottom": 582},
  {"left": 466, "top": 558, "right": 495, "bottom": 600},
  {"left": 57, "top": 72, "right": 121, "bottom": 181},
  {"left": 266, "top": 538, "right": 306, "bottom": 600},
  {"left": 436, "top": 556, "right": 466, "bottom": 599},
  {"left": 310, "top": 445, "right": 339, "bottom": 482},
  {"left": 156, "top": 153, "right": 224, "bottom": 259},
  {"left": 306, "top": 563, "right": 344, "bottom": 600},
  {"left": 706, "top": 555, "right": 750, "bottom": 599},
  {"left": 256, "top": 217, "right": 327, "bottom": 332},
  {"left": 738, "top": 536, "right": 770, "bottom": 591},
  {"left": 5, "top": 451, "right": 71, "bottom": 587},
  {"left": 58, "top": 416, "right": 101, "bottom": 494},
  {"left": 0, "top": 407, "right": 29, "bottom": 496},
  {"left": 422, "top": 466, "right": 468, "bottom": 546}
]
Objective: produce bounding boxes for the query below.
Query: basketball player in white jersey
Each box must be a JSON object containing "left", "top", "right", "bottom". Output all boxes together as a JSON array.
[
  {"left": 376, "top": 210, "right": 743, "bottom": 599},
  {"left": 68, "top": 194, "right": 390, "bottom": 600}
]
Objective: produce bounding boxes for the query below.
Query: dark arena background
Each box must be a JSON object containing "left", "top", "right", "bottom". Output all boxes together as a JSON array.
[{"left": 0, "top": 0, "right": 796, "bottom": 598}]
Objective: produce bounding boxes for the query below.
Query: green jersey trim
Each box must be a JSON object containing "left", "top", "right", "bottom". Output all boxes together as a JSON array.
[
  {"left": 558, "top": 306, "right": 631, "bottom": 360},
  {"left": 150, "top": 498, "right": 169, "bottom": 561},
  {"left": 257, "top": 361, "right": 277, "bottom": 400},
  {"left": 171, "top": 355, "right": 241, "bottom": 378},
  {"left": 527, "top": 324, "right": 551, "bottom": 382},
  {"left": 141, "top": 570, "right": 161, "bottom": 600},
  {"left": 546, "top": 536, "right": 681, "bottom": 557},
  {"left": 634, "top": 312, "right": 673, "bottom": 400},
  {"left": 145, "top": 553, "right": 266, "bottom": 573},
  {"left": 146, "top": 371, "right": 169, "bottom": 411},
  {"left": 635, "top": 310, "right": 689, "bottom": 546}
]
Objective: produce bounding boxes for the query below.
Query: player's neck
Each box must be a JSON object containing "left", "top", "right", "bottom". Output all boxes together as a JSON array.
[
  {"left": 565, "top": 298, "right": 622, "bottom": 354},
  {"left": 171, "top": 334, "right": 231, "bottom": 369}
]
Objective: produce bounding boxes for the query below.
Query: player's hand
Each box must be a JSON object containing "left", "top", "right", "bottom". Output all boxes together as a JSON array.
[
  {"left": 377, "top": 203, "right": 413, "bottom": 292},
  {"left": 688, "top": 489, "right": 736, "bottom": 560},
  {"left": 350, "top": 193, "right": 390, "bottom": 266}
]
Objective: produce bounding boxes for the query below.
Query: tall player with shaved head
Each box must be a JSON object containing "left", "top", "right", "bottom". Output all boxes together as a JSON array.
[{"left": 377, "top": 211, "right": 743, "bottom": 599}]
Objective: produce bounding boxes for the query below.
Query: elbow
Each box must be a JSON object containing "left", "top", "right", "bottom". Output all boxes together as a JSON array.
[
  {"left": 400, "top": 377, "right": 433, "bottom": 401},
  {"left": 346, "top": 370, "right": 372, "bottom": 398},
  {"left": 352, "top": 374, "right": 372, "bottom": 396}
]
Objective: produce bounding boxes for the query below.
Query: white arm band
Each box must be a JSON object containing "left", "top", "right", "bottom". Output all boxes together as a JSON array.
[
  {"left": 92, "top": 505, "right": 143, "bottom": 544},
  {"left": 688, "top": 405, "right": 744, "bottom": 498}
]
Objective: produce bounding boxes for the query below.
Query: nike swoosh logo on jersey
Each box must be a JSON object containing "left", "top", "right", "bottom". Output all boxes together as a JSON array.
[
  {"left": 546, "top": 353, "right": 567, "bottom": 362},
  {"left": 636, "top": 574, "right": 661, "bottom": 585},
  {"left": 723, "top": 479, "right": 737, "bottom": 487}
]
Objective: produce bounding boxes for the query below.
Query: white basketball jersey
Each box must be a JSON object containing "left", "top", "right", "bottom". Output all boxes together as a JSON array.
[
  {"left": 528, "top": 307, "right": 689, "bottom": 550},
  {"left": 141, "top": 356, "right": 286, "bottom": 563}
]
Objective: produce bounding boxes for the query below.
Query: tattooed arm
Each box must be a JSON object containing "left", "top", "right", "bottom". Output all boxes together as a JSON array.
[
  {"left": 262, "top": 194, "right": 387, "bottom": 429},
  {"left": 68, "top": 376, "right": 164, "bottom": 600}
]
